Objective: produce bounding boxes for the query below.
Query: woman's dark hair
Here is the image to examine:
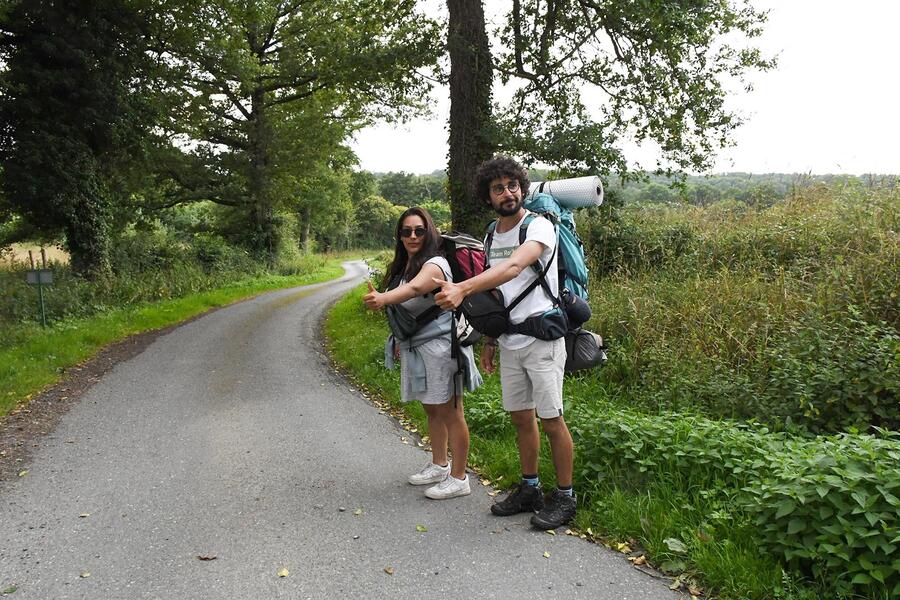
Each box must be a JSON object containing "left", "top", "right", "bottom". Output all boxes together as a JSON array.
[
  {"left": 474, "top": 155, "right": 530, "bottom": 205},
  {"left": 382, "top": 206, "right": 442, "bottom": 289}
]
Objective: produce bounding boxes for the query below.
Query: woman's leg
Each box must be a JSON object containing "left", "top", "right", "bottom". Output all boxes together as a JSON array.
[
  {"left": 431, "top": 397, "right": 470, "bottom": 479},
  {"left": 423, "top": 403, "right": 449, "bottom": 466}
]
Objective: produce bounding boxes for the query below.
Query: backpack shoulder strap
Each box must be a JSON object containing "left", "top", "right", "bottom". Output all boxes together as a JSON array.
[
  {"left": 518, "top": 213, "right": 535, "bottom": 246},
  {"left": 484, "top": 220, "right": 498, "bottom": 266}
]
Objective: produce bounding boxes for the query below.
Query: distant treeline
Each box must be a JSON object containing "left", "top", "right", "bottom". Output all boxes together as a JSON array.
[{"left": 368, "top": 169, "right": 900, "bottom": 209}]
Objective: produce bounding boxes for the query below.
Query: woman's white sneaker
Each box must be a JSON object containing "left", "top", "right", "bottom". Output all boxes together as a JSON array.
[
  {"left": 408, "top": 462, "right": 450, "bottom": 485},
  {"left": 425, "top": 475, "right": 471, "bottom": 499}
]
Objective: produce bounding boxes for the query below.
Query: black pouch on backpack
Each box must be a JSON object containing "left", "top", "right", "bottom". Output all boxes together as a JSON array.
[
  {"left": 385, "top": 304, "right": 420, "bottom": 340},
  {"left": 560, "top": 288, "right": 591, "bottom": 328},
  {"left": 564, "top": 328, "right": 607, "bottom": 373},
  {"left": 460, "top": 289, "right": 508, "bottom": 338},
  {"left": 509, "top": 306, "right": 569, "bottom": 341}
]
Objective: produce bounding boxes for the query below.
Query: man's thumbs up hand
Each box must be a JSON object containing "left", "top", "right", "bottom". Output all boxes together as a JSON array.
[{"left": 433, "top": 277, "right": 464, "bottom": 310}]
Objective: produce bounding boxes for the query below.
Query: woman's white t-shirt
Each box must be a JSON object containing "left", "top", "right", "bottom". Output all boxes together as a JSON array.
[{"left": 486, "top": 212, "right": 558, "bottom": 350}]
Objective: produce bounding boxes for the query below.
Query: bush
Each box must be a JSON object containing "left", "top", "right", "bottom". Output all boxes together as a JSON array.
[
  {"left": 580, "top": 184, "right": 899, "bottom": 432},
  {"left": 568, "top": 402, "right": 900, "bottom": 596}
]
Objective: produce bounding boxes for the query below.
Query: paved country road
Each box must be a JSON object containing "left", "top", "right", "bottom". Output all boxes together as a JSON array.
[{"left": 1, "top": 262, "right": 679, "bottom": 600}]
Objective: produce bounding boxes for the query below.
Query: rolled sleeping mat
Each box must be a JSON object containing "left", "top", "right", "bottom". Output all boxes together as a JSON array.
[{"left": 526, "top": 175, "right": 604, "bottom": 208}]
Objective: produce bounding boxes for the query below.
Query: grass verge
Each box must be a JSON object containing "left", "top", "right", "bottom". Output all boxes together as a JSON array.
[
  {"left": 1, "top": 259, "right": 347, "bottom": 418},
  {"left": 325, "top": 284, "right": 895, "bottom": 600}
]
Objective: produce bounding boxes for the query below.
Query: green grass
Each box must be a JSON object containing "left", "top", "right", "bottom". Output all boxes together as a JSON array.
[{"left": 0, "top": 260, "right": 347, "bottom": 418}]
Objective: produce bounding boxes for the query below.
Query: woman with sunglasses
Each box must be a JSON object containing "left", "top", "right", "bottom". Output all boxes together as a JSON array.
[{"left": 363, "top": 207, "right": 481, "bottom": 500}]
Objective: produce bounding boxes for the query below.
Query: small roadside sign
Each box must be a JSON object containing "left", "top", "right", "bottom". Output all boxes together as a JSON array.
[{"left": 26, "top": 269, "right": 53, "bottom": 285}]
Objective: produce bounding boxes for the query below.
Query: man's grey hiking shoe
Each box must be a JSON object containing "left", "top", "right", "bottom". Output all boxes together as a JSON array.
[
  {"left": 530, "top": 488, "right": 577, "bottom": 530},
  {"left": 490, "top": 482, "right": 544, "bottom": 516}
]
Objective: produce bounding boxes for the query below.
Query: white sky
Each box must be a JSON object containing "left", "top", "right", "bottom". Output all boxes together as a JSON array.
[{"left": 351, "top": 1, "right": 900, "bottom": 176}]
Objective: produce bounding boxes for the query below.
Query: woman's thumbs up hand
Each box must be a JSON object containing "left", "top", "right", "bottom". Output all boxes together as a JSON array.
[{"left": 363, "top": 279, "right": 385, "bottom": 310}]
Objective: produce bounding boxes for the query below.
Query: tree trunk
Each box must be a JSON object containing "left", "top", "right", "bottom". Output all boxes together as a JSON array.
[
  {"left": 300, "top": 206, "right": 312, "bottom": 253},
  {"left": 248, "top": 89, "right": 278, "bottom": 265},
  {"left": 447, "top": 0, "right": 495, "bottom": 237},
  {"left": 64, "top": 173, "right": 112, "bottom": 280}
]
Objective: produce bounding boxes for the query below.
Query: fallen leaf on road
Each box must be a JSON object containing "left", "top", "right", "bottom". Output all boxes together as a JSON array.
[
  {"left": 616, "top": 542, "right": 632, "bottom": 553},
  {"left": 353, "top": 508, "right": 363, "bottom": 516},
  {"left": 542, "top": 551, "right": 551, "bottom": 558},
  {"left": 197, "top": 555, "right": 217, "bottom": 561},
  {"left": 277, "top": 568, "right": 289, "bottom": 578},
  {"left": 17, "top": 470, "right": 27, "bottom": 477},
  {"left": 633, "top": 556, "right": 647, "bottom": 566},
  {"left": 79, "top": 513, "right": 90, "bottom": 518},
  {"left": 564, "top": 529, "right": 575, "bottom": 536},
  {"left": 80, "top": 572, "right": 90, "bottom": 578},
  {"left": 669, "top": 574, "right": 686, "bottom": 591},
  {"left": 384, "top": 567, "right": 395, "bottom": 575},
  {"left": 480, "top": 479, "right": 491, "bottom": 486},
  {"left": 416, "top": 525, "right": 427, "bottom": 532},
  {"left": 689, "top": 585, "right": 703, "bottom": 596},
  {"left": 546, "top": 530, "right": 556, "bottom": 536}
]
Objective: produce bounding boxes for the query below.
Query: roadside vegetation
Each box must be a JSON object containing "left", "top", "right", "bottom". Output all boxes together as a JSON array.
[
  {"left": 326, "top": 181, "right": 899, "bottom": 600},
  {"left": 0, "top": 240, "right": 348, "bottom": 418}
]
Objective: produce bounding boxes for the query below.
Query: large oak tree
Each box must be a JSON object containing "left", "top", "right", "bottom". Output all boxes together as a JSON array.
[
  {"left": 158, "top": 0, "right": 439, "bottom": 261},
  {"left": 447, "top": 0, "right": 774, "bottom": 235},
  {"left": 0, "top": 0, "right": 161, "bottom": 278}
]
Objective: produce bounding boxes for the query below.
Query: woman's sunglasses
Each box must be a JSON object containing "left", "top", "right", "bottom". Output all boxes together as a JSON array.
[{"left": 400, "top": 227, "right": 427, "bottom": 238}]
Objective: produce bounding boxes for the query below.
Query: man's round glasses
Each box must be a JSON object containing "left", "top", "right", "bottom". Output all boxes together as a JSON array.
[
  {"left": 490, "top": 181, "right": 520, "bottom": 195},
  {"left": 400, "top": 227, "right": 427, "bottom": 238}
]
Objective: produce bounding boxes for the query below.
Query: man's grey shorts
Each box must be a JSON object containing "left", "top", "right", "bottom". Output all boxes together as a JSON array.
[{"left": 498, "top": 337, "right": 566, "bottom": 419}]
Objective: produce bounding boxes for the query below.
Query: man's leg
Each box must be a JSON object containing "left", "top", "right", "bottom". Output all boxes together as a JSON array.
[
  {"left": 526, "top": 338, "right": 576, "bottom": 530},
  {"left": 510, "top": 409, "right": 540, "bottom": 476},
  {"left": 490, "top": 347, "right": 544, "bottom": 516},
  {"left": 540, "top": 416, "right": 573, "bottom": 487}
]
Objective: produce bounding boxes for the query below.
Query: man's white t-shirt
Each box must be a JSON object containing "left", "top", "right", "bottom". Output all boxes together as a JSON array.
[{"left": 486, "top": 211, "right": 558, "bottom": 350}]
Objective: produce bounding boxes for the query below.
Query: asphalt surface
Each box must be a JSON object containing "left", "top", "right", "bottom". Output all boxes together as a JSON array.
[{"left": 0, "top": 261, "right": 680, "bottom": 599}]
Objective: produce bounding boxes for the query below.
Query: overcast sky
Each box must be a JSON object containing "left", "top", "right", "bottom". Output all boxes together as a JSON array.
[{"left": 351, "top": 0, "right": 900, "bottom": 176}]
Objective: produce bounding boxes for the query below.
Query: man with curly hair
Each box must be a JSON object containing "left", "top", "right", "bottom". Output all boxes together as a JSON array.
[{"left": 434, "top": 155, "right": 576, "bottom": 530}]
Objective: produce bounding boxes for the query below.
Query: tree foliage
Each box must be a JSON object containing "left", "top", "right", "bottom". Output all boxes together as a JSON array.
[
  {"left": 495, "top": 0, "right": 774, "bottom": 174},
  {"left": 0, "top": 0, "right": 160, "bottom": 278},
  {"left": 447, "top": 0, "right": 774, "bottom": 231},
  {"left": 155, "top": 0, "right": 439, "bottom": 261}
]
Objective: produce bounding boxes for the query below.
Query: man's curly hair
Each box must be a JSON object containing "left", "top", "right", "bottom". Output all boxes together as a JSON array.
[{"left": 474, "top": 155, "right": 530, "bottom": 205}]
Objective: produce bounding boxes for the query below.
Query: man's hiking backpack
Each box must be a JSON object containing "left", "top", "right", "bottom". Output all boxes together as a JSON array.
[
  {"left": 485, "top": 192, "right": 589, "bottom": 301},
  {"left": 478, "top": 192, "right": 606, "bottom": 372}
]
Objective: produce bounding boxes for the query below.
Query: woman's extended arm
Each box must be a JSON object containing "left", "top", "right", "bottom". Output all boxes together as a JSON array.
[{"left": 363, "top": 262, "right": 446, "bottom": 310}]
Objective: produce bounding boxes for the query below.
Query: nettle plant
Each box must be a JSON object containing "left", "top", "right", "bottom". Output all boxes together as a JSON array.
[
  {"left": 745, "top": 431, "right": 900, "bottom": 596},
  {"left": 568, "top": 403, "right": 900, "bottom": 595}
]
